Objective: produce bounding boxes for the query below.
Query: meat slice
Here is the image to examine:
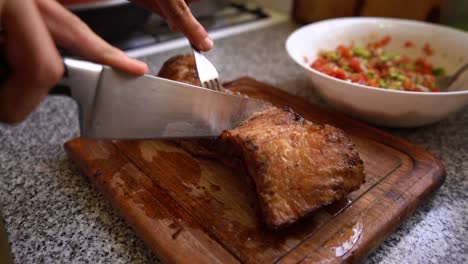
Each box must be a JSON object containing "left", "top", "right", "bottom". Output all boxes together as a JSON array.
[
  {"left": 158, "top": 54, "right": 366, "bottom": 229},
  {"left": 220, "top": 108, "right": 365, "bottom": 228}
]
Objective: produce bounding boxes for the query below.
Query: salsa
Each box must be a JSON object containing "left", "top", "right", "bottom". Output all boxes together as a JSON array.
[{"left": 311, "top": 36, "right": 445, "bottom": 92}]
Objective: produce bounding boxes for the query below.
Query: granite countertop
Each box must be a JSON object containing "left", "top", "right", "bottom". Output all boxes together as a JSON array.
[{"left": 1, "top": 22, "right": 467, "bottom": 263}]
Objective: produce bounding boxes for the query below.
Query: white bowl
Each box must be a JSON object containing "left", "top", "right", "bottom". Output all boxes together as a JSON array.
[{"left": 286, "top": 17, "right": 468, "bottom": 127}]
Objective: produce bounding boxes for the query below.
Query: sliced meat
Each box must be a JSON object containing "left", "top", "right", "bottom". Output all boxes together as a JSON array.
[{"left": 220, "top": 108, "right": 365, "bottom": 228}]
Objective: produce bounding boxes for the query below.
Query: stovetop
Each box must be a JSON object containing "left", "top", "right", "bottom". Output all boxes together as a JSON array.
[{"left": 115, "top": 3, "right": 286, "bottom": 57}]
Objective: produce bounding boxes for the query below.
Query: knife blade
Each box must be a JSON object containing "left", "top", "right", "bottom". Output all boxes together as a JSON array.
[{"left": 59, "top": 59, "right": 269, "bottom": 139}]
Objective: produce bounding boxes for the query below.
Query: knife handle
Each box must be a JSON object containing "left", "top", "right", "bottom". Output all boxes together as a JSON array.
[
  {"left": 0, "top": 52, "right": 70, "bottom": 96},
  {"left": 49, "top": 84, "right": 72, "bottom": 96},
  {"left": 0, "top": 55, "right": 100, "bottom": 97}
]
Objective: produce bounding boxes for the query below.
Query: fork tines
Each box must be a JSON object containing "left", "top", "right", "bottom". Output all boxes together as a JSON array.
[
  {"left": 202, "top": 79, "right": 221, "bottom": 91},
  {"left": 192, "top": 47, "right": 221, "bottom": 91}
]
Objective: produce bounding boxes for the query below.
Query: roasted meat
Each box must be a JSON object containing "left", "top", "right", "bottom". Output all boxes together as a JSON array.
[
  {"left": 158, "top": 54, "right": 201, "bottom": 86},
  {"left": 158, "top": 55, "right": 366, "bottom": 229},
  {"left": 220, "top": 107, "right": 365, "bottom": 228}
]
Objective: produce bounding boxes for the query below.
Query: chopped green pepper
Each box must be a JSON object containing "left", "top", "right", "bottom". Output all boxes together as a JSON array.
[
  {"left": 389, "top": 71, "right": 405, "bottom": 81},
  {"left": 352, "top": 47, "right": 371, "bottom": 58},
  {"left": 325, "top": 51, "right": 339, "bottom": 61},
  {"left": 379, "top": 53, "right": 397, "bottom": 61},
  {"left": 379, "top": 80, "right": 387, "bottom": 88},
  {"left": 342, "top": 65, "right": 351, "bottom": 71}
]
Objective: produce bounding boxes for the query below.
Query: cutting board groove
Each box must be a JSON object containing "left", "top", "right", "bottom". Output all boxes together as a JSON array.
[{"left": 65, "top": 77, "right": 445, "bottom": 263}]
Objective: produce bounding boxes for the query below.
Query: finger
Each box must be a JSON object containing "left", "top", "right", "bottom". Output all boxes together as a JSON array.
[
  {"left": 169, "top": 0, "right": 203, "bottom": 32},
  {"left": 131, "top": 0, "right": 180, "bottom": 31},
  {"left": 158, "top": 0, "right": 213, "bottom": 51},
  {"left": 36, "top": 0, "right": 148, "bottom": 75},
  {"left": 0, "top": 0, "right": 64, "bottom": 123},
  {"left": 131, "top": 0, "right": 165, "bottom": 17}
]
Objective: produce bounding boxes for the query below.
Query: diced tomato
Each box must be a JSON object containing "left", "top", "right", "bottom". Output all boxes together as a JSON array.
[
  {"left": 337, "top": 45, "right": 351, "bottom": 58},
  {"left": 315, "top": 65, "right": 336, "bottom": 77},
  {"left": 349, "top": 57, "right": 362, "bottom": 72},
  {"left": 380, "top": 70, "right": 390, "bottom": 78},
  {"left": 415, "top": 57, "right": 433, "bottom": 74},
  {"left": 423, "top": 43, "right": 433, "bottom": 56},
  {"left": 415, "top": 57, "right": 428, "bottom": 66},
  {"left": 423, "top": 75, "right": 435, "bottom": 87},
  {"left": 404, "top": 41, "right": 414, "bottom": 48},
  {"left": 311, "top": 57, "right": 327, "bottom": 69},
  {"left": 379, "top": 36, "right": 391, "bottom": 46},
  {"left": 351, "top": 73, "right": 367, "bottom": 83},
  {"left": 367, "top": 80, "right": 378, "bottom": 87},
  {"left": 370, "top": 35, "right": 391, "bottom": 49},
  {"left": 373, "top": 64, "right": 385, "bottom": 73},
  {"left": 421, "top": 68, "right": 433, "bottom": 75},
  {"left": 338, "top": 58, "right": 348, "bottom": 67},
  {"left": 413, "top": 86, "right": 424, "bottom": 92},
  {"left": 321, "top": 68, "right": 332, "bottom": 75},
  {"left": 396, "top": 55, "right": 411, "bottom": 64},
  {"left": 432, "top": 87, "right": 440, "bottom": 92},
  {"left": 332, "top": 68, "right": 347, "bottom": 80},
  {"left": 403, "top": 78, "right": 413, "bottom": 90}
]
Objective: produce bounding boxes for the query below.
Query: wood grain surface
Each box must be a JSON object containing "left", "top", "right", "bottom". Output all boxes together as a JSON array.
[{"left": 64, "top": 77, "right": 445, "bottom": 263}]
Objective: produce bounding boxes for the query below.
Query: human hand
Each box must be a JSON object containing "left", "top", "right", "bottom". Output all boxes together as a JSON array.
[
  {"left": 0, "top": 0, "right": 148, "bottom": 123},
  {"left": 131, "top": 0, "right": 213, "bottom": 51}
]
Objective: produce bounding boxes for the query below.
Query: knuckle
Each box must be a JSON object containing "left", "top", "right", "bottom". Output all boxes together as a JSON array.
[
  {"left": 166, "top": 0, "right": 190, "bottom": 19},
  {"left": 36, "top": 58, "right": 64, "bottom": 87},
  {"left": 48, "top": 60, "right": 64, "bottom": 84}
]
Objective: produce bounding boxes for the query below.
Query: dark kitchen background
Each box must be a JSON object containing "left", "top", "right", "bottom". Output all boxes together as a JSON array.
[{"left": 63, "top": 0, "right": 467, "bottom": 57}]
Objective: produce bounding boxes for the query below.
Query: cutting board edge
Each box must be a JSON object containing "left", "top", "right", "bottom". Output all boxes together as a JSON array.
[
  {"left": 356, "top": 168, "right": 445, "bottom": 263},
  {"left": 345, "top": 156, "right": 446, "bottom": 263}
]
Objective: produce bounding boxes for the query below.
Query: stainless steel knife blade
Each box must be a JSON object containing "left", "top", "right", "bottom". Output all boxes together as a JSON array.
[{"left": 62, "top": 59, "right": 269, "bottom": 139}]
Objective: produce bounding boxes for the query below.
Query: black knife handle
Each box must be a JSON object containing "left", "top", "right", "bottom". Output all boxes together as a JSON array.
[{"left": 49, "top": 84, "right": 72, "bottom": 96}]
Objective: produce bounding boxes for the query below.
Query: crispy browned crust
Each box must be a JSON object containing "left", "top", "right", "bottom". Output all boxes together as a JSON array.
[
  {"left": 157, "top": 54, "right": 201, "bottom": 86},
  {"left": 220, "top": 108, "right": 366, "bottom": 228},
  {"left": 159, "top": 55, "right": 366, "bottom": 229}
]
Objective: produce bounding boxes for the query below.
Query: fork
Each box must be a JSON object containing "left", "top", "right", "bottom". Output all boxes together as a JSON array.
[
  {"left": 437, "top": 63, "right": 468, "bottom": 92},
  {"left": 191, "top": 46, "right": 222, "bottom": 91},
  {"left": 418, "top": 63, "right": 468, "bottom": 92}
]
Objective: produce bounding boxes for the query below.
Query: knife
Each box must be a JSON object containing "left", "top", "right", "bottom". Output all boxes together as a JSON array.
[{"left": 51, "top": 58, "right": 268, "bottom": 139}]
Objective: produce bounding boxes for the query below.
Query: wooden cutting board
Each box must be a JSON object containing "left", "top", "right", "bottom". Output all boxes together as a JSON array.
[{"left": 64, "top": 77, "right": 445, "bottom": 263}]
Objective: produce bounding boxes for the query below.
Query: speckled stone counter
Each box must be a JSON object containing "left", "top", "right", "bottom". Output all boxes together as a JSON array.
[{"left": 1, "top": 22, "right": 467, "bottom": 263}]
